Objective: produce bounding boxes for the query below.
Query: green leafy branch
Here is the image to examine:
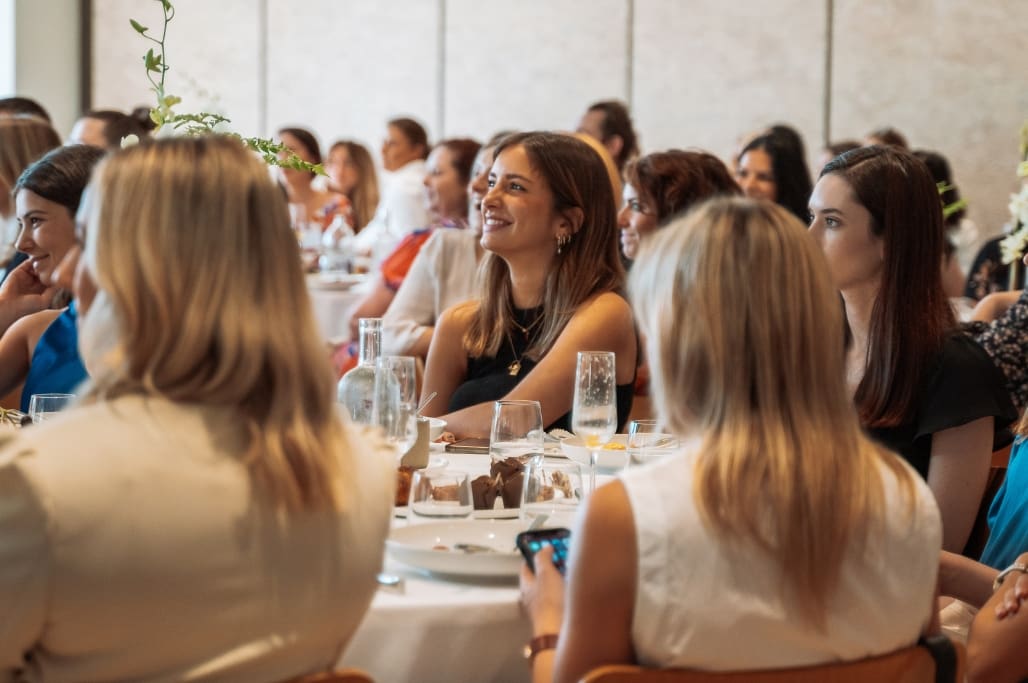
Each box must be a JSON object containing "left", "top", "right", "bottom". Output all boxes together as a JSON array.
[{"left": 129, "top": 0, "right": 323, "bottom": 175}]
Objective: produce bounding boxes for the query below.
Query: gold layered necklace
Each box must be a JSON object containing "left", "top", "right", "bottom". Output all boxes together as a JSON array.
[{"left": 506, "top": 308, "right": 545, "bottom": 376}]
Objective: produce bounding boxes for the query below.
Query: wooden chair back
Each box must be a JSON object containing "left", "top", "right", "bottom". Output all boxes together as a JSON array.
[
  {"left": 286, "top": 669, "right": 374, "bottom": 683},
  {"left": 580, "top": 635, "right": 964, "bottom": 683}
]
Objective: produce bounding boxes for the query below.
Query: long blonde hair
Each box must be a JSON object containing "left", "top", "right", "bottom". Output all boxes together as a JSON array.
[
  {"left": 630, "top": 197, "right": 915, "bottom": 627},
  {"left": 465, "top": 132, "right": 624, "bottom": 359},
  {"left": 80, "top": 136, "right": 349, "bottom": 512}
]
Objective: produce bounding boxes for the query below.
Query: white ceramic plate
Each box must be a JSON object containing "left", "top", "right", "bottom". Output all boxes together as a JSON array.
[
  {"left": 307, "top": 273, "right": 369, "bottom": 291},
  {"left": 394, "top": 506, "right": 519, "bottom": 520},
  {"left": 561, "top": 434, "right": 632, "bottom": 469},
  {"left": 386, "top": 519, "right": 523, "bottom": 577}
]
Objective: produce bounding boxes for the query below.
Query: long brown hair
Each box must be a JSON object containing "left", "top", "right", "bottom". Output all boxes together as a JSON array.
[
  {"left": 822, "top": 146, "right": 955, "bottom": 427},
  {"left": 465, "top": 132, "right": 624, "bottom": 359},
  {"left": 329, "top": 140, "right": 380, "bottom": 228},
  {"left": 630, "top": 197, "right": 915, "bottom": 627}
]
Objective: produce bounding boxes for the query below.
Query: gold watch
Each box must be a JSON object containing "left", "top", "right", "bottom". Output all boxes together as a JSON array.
[{"left": 523, "top": 633, "right": 559, "bottom": 662}]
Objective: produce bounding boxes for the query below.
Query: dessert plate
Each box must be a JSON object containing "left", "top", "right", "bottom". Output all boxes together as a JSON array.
[{"left": 386, "top": 519, "right": 523, "bottom": 577}]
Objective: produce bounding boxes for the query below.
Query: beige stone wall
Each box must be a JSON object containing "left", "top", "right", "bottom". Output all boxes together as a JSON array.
[{"left": 91, "top": 0, "right": 1027, "bottom": 240}]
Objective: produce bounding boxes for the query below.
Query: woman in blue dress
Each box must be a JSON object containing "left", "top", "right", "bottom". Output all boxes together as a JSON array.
[{"left": 0, "top": 144, "right": 104, "bottom": 410}]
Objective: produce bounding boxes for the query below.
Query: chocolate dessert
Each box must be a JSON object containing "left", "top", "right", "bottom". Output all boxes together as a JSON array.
[{"left": 471, "top": 474, "right": 501, "bottom": 510}]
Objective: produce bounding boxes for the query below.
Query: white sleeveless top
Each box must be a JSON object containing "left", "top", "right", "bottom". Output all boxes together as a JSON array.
[{"left": 619, "top": 443, "right": 941, "bottom": 671}]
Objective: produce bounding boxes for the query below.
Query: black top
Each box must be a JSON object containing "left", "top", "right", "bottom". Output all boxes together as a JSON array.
[
  {"left": 866, "top": 332, "right": 1017, "bottom": 479},
  {"left": 448, "top": 306, "right": 635, "bottom": 433}
]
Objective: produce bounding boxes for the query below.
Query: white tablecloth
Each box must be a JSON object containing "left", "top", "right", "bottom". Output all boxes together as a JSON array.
[
  {"left": 338, "top": 452, "right": 533, "bottom": 683},
  {"left": 307, "top": 276, "right": 370, "bottom": 342}
]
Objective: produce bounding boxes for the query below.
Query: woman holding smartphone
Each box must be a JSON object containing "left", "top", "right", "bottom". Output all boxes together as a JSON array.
[{"left": 521, "top": 198, "right": 942, "bottom": 681}]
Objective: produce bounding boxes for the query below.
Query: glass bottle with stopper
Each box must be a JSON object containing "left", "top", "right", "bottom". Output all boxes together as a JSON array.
[{"left": 337, "top": 318, "right": 385, "bottom": 424}]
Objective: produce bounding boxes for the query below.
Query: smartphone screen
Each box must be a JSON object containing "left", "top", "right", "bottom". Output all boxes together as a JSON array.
[{"left": 516, "top": 528, "right": 571, "bottom": 576}]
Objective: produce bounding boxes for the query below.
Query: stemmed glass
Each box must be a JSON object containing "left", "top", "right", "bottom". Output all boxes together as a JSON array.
[
  {"left": 627, "top": 419, "right": 679, "bottom": 466},
  {"left": 373, "top": 356, "right": 418, "bottom": 462},
  {"left": 572, "top": 351, "right": 617, "bottom": 494}
]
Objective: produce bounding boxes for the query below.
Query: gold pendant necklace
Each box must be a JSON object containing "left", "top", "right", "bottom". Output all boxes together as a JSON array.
[
  {"left": 507, "top": 331, "right": 523, "bottom": 376},
  {"left": 507, "top": 307, "right": 543, "bottom": 376}
]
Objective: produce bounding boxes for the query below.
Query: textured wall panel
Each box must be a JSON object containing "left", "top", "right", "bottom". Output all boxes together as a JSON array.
[
  {"left": 92, "top": 0, "right": 260, "bottom": 136},
  {"left": 633, "top": 0, "right": 826, "bottom": 170},
  {"left": 266, "top": 0, "right": 440, "bottom": 158},
  {"left": 444, "top": 0, "right": 629, "bottom": 141},
  {"left": 832, "top": 0, "right": 1028, "bottom": 241}
]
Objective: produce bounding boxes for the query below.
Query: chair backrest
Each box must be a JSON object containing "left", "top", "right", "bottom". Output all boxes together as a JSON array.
[
  {"left": 286, "top": 669, "right": 374, "bottom": 683},
  {"left": 580, "top": 635, "right": 964, "bottom": 683}
]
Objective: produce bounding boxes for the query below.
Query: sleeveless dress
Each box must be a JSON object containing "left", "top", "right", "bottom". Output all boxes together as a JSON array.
[
  {"left": 619, "top": 444, "right": 942, "bottom": 670},
  {"left": 447, "top": 305, "right": 634, "bottom": 432},
  {"left": 21, "top": 302, "right": 88, "bottom": 412}
]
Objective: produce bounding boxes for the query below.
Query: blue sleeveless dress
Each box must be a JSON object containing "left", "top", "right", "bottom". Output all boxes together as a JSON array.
[{"left": 20, "top": 302, "right": 88, "bottom": 412}]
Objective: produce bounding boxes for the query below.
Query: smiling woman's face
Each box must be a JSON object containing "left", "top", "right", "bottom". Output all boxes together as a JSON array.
[{"left": 14, "top": 189, "right": 77, "bottom": 285}]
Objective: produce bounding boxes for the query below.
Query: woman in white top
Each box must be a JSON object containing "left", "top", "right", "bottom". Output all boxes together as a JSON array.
[
  {"left": 521, "top": 198, "right": 942, "bottom": 681},
  {"left": 0, "top": 136, "right": 394, "bottom": 682},
  {"left": 381, "top": 136, "right": 503, "bottom": 357}
]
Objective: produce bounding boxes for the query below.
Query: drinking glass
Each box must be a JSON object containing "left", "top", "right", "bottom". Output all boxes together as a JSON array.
[
  {"left": 572, "top": 351, "right": 617, "bottom": 494},
  {"left": 627, "top": 419, "right": 678, "bottom": 466},
  {"left": 28, "top": 393, "right": 75, "bottom": 424},
  {"left": 408, "top": 469, "right": 473, "bottom": 523},
  {"left": 520, "top": 460, "right": 584, "bottom": 529},
  {"left": 373, "top": 356, "right": 418, "bottom": 461},
  {"left": 489, "top": 400, "right": 544, "bottom": 464}
]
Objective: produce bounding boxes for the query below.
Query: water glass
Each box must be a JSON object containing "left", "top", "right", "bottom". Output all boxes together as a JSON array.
[
  {"left": 572, "top": 351, "right": 617, "bottom": 492},
  {"left": 627, "top": 419, "right": 678, "bottom": 466},
  {"left": 28, "top": 393, "right": 75, "bottom": 424},
  {"left": 408, "top": 469, "right": 473, "bottom": 523},
  {"left": 374, "top": 356, "right": 418, "bottom": 461},
  {"left": 520, "top": 460, "right": 584, "bottom": 529},
  {"left": 489, "top": 399, "right": 544, "bottom": 463}
]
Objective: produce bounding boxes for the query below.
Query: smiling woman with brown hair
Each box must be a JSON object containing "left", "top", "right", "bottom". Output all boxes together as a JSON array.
[{"left": 422, "top": 131, "right": 637, "bottom": 437}]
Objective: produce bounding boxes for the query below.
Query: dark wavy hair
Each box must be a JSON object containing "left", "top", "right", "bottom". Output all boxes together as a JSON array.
[
  {"left": 14, "top": 144, "right": 106, "bottom": 215},
  {"left": 822, "top": 146, "right": 955, "bottom": 427},
  {"left": 625, "top": 150, "right": 741, "bottom": 225},
  {"left": 739, "top": 129, "right": 812, "bottom": 223}
]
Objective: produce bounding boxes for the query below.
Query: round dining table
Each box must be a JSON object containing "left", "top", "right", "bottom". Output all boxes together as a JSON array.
[
  {"left": 307, "top": 273, "right": 371, "bottom": 342},
  {"left": 337, "top": 450, "right": 579, "bottom": 683}
]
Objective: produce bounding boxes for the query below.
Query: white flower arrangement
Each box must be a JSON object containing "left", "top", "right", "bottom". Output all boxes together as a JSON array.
[{"left": 998, "top": 123, "right": 1028, "bottom": 264}]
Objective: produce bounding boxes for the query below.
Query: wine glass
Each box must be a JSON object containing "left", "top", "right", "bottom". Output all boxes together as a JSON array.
[
  {"left": 520, "top": 460, "right": 584, "bottom": 529},
  {"left": 489, "top": 400, "right": 544, "bottom": 465},
  {"left": 28, "top": 393, "right": 75, "bottom": 424},
  {"left": 572, "top": 351, "right": 617, "bottom": 494},
  {"left": 373, "top": 356, "right": 418, "bottom": 462},
  {"left": 408, "top": 469, "right": 474, "bottom": 524}
]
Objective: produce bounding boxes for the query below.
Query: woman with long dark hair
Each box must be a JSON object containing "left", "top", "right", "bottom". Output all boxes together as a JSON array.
[{"left": 809, "top": 146, "right": 1015, "bottom": 552}]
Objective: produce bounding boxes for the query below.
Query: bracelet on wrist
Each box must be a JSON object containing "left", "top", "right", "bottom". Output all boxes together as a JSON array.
[
  {"left": 993, "top": 562, "right": 1028, "bottom": 592},
  {"left": 524, "top": 633, "right": 559, "bottom": 663}
]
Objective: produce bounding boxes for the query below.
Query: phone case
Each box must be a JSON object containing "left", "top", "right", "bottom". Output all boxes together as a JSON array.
[
  {"left": 516, "top": 528, "right": 571, "bottom": 575},
  {"left": 445, "top": 438, "right": 490, "bottom": 454}
]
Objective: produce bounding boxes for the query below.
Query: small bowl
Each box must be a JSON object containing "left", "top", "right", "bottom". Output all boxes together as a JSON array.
[{"left": 427, "top": 417, "right": 447, "bottom": 441}]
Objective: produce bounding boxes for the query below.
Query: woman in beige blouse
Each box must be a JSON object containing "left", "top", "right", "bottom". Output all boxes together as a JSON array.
[{"left": 0, "top": 135, "right": 394, "bottom": 682}]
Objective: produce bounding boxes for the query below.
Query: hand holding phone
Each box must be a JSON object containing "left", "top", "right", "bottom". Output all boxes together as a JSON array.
[{"left": 516, "top": 528, "right": 571, "bottom": 576}]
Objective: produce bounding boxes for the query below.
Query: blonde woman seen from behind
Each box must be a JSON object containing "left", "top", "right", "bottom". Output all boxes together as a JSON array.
[
  {"left": 0, "top": 136, "right": 394, "bottom": 682},
  {"left": 521, "top": 198, "right": 942, "bottom": 682}
]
